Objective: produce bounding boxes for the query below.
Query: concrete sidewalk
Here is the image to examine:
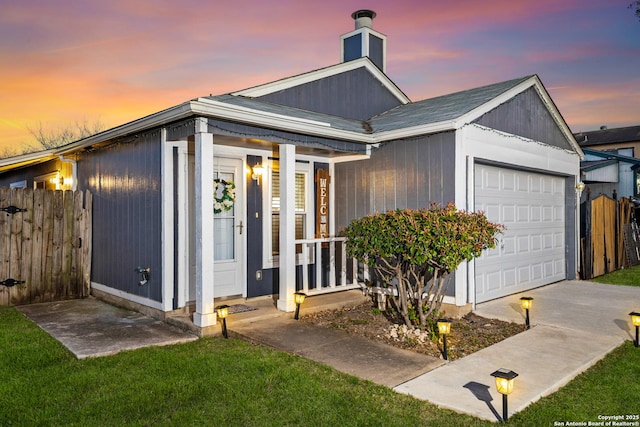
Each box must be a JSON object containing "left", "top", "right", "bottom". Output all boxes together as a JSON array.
[
  {"left": 17, "top": 298, "right": 198, "bottom": 358},
  {"left": 395, "top": 280, "right": 636, "bottom": 421}
]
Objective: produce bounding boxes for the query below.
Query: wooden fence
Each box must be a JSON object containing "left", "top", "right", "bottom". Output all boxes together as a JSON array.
[
  {"left": 0, "top": 188, "right": 92, "bottom": 306},
  {"left": 581, "top": 195, "right": 635, "bottom": 279}
]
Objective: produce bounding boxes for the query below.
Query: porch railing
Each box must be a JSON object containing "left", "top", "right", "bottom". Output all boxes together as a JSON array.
[{"left": 294, "top": 237, "right": 369, "bottom": 296}]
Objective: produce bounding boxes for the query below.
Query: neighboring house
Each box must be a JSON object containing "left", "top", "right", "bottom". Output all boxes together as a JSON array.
[
  {"left": 0, "top": 10, "right": 583, "bottom": 334},
  {"left": 575, "top": 125, "right": 640, "bottom": 201}
]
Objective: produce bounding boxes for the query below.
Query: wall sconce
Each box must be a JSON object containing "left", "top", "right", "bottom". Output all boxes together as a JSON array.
[
  {"left": 437, "top": 318, "right": 452, "bottom": 360},
  {"left": 49, "top": 173, "right": 73, "bottom": 189},
  {"left": 251, "top": 163, "right": 264, "bottom": 185},
  {"left": 576, "top": 181, "right": 585, "bottom": 197},
  {"left": 491, "top": 368, "right": 518, "bottom": 422},
  {"left": 520, "top": 297, "right": 533, "bottom": 329},
  {"left": 294, "top": 292, "right": 307, "bottom": 320},
  {"left": 136, "top": 266, "right": 150, "bottom": 286},
  {"left": 216, "top": 304, "right": 230, "bottom": 338},
  {"left": 629, "top": 311, "right": 640, "bottom": 347}
]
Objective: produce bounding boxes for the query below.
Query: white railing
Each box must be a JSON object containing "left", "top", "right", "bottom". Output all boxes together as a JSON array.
[{"left": 294, "top": 236, "right": 370, "bottom": 295}]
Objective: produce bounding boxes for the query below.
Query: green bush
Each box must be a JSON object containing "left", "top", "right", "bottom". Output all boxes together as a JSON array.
[{"left": 342, "top": 203, "right": 503, "bottom": 329}]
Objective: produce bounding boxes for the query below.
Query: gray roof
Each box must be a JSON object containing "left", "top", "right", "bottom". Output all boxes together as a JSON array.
[
  {"left": 207, "top": 75, "right": 535, "bottom": 136},
  {"left": 205, "top": 94, "right": 369, "bottom": 134},
  {"left": 575, "top": 125, "right": 640, "bottom": 147},
  {"left": 369, "top": 75, "right": 533, "bottom": 132}
]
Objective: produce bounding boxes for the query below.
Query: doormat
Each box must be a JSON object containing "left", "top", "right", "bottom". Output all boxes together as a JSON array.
[{"left": 227, "top": 304, "right": 258, "bottom": 314}]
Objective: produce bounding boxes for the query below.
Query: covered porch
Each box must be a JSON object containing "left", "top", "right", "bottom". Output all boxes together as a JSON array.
[{"left": 161, "top": 115, "right": 374, "bottom": 334}]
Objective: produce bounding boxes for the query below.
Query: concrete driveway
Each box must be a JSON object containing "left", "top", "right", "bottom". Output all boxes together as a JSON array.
[{"left": 395, "top": 280, "right": 639, "bottom": 421}]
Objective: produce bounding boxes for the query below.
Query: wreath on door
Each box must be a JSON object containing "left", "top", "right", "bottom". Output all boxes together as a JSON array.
[{"left": 213, "top": 179, "right": 236, "bottom": 214}]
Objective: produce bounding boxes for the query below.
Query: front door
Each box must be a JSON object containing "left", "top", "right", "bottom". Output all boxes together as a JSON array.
[
  {"left": 187, "top": 155, "right": 245, "bottom": 301},
  {"left": 212, "top": 157, "right": 245, "bottom": 297}
]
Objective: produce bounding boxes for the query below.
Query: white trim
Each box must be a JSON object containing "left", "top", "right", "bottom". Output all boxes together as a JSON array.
[
  {"left": 175, "top": 141, "right": 189, "bottom": 309},
  {"left": 91, "top": 282, "right": 164, "bottom": 311},
  {"left": 160, "top": 129, "right": 176, "bottom": 312},
  {"left": 232, "top": 58, "right": 407, "bottom": 103},
  {"left": 193, "top": 121, "right": 217, "bottom": 327},
  {"left": 277, "top": 144, "right": 297, "bottom": 312}
]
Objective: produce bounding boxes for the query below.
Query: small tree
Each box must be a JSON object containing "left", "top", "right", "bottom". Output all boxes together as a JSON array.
[
  {"left": 342, "top": 203, "right": 503, "bottom": 330},
  {"left": 27, "top": 119, "right": 105, "bottom": 149}
]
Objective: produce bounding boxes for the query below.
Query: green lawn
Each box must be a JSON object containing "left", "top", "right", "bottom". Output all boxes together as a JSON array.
[
  {"left": 1, "top": 306, "right": 638, "bottom": 426},
  {"left": 592, "top": 264, "right": 640, "bottom": 286}
]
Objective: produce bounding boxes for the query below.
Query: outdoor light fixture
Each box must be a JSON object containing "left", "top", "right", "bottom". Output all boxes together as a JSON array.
[
  {"left": 216, "top": 304, "right": 230, "bottom": 338},
  {"left": 630, "top": 311, "right": 640, "bottom": 347},
  {"left": 576, "top": 181, "right": 585, "bottom": 193},
  {"left": 251, "top": 163, "right": 264, "bottom": 185},
  {"left": 520, "top": 296, "right": 534, "bottom": 329},
  {"left": 437, "top": 318, "right": 452, "bottom": 360},
  {"left": 491, "top": 368, "right": 518, "bottom": 422},
  {"left": 293, "top": 292, "right": 307, "bottom": 320}
]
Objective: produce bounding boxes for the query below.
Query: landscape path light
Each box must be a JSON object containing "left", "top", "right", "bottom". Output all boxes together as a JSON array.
[
  {"left": 437, "top": 318, "right": 452, "bottom": 360},
  {"left": 520, "top": 296, "right": 533, "bottom": 329},
  {"left": 630, "top": 311, "right": 640, "bottom": 347},
  {"left": 491, "top": 368, "right": 518, "bottom": 423},
  {"left": 216, "top": 304, "right": 230, "bottom": 338},
  {"left": 294, "top": 292, "right": 307, "bottom": 320}
]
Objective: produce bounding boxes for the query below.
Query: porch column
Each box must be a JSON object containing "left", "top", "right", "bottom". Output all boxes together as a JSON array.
[
  {"left": 277, "top": 143, "right": 296, "bottom": 312},
  {"left": 193, "top": 118, "right": 216, "bottom": 327}
]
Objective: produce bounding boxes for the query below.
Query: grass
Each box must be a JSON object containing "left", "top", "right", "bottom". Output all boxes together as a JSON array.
[
  {"left": 592, "top": 264, "right": 640, "bottom": 286},
  {"left": 1, "top": 306, "right": 639, "bottom": 426}
]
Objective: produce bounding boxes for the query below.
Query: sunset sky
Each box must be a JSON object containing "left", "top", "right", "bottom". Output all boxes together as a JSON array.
[{"left": 1, "top": 0, "right": 638, "bottom": 154}]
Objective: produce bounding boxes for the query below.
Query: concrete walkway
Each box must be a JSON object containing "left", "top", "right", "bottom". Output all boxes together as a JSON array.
[
  {"left": 17, "top": 298, "right": 198, "bottom": 358},
  {"left": 395, "top": 280, "right": 637, "bottom": 421}
]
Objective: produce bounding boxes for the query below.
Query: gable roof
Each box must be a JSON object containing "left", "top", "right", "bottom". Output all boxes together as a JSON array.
[
  {"left": 575, "top": 125, "right": 640, "bottom": 147},
  {"left": 232, "top": 57, "right": 410, "bottom": 105}
]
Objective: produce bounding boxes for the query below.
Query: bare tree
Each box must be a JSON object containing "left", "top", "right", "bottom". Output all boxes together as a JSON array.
[
  {"left": 27, "top": 119, "right": 105, "bottom": 150},
  {"left": 631, "top": 1, "right": 640, "bottom": 21}
]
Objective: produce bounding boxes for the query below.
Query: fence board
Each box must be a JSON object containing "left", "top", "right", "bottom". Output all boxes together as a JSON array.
[
  {"left": 0, "top": 188, "right": 92, "bottom": 306},
  {"left": 0, "top": 187, "right": 10, "bottom": 305},
  {"left": 19, "top": 188, "right": 33, "bottom": 303},
  {"left": 42, "top": 190, "right": 54, "bottom": 301},
  {"left": 30, "top": 189, "right": 44, "bottom": 303}
]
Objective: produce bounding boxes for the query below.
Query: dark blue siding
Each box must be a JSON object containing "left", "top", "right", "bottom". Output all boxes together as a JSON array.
[
  {"left": 334, "top": 132, "right": 456, "bottom": 230},
  {"left": 475, "top": 87, "right": 572, "bottom": 150},
  {"left": 77, "top": 131, "right": 163, "bottom": 302},
  {"left": 335, "top": 132, "right": 457, "bottom": 296},
  {"left": 369, "top": 34, "right": 384, "bottom": 70},
  {"left": 255, "top": 68, "right": 403, "bottom": 121},
  {"left": 343, "top": 34, "right": 362, "bottom": 62}
]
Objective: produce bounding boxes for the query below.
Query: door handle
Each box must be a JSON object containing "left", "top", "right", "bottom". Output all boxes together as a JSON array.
[{"left": 237, "top": 220, "right": 244, "bottom": 235}]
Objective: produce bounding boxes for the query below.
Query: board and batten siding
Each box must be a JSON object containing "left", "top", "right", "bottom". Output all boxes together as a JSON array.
[
  {"left": 256, "top": 67, "right": 403, "bottom": 121},
  {"left": 335, "top": 132, "right": 456, "bottom": 230},
  {"left": 78, "top": 131, "right": 163, "bottom": 302},
  {"left": 474, "top": 86, "right": 572, "bottom": 151},
  {"left": 335, "top": 132, "right": 456, "bottom": 296}
]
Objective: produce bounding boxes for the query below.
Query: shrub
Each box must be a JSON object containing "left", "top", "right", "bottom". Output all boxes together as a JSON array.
[{"left": 342, "top": 203, "right": 503, "bottom": 329}]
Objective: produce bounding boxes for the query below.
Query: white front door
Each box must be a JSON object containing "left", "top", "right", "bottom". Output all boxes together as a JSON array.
[
  {"left": 474, "top": 164, "right": 566, "bottom": 303},
  {"left": 212, "top": 157, "right": 245, "bottom": 297},
  {"left": 186, "top": 155, "right": 245, "bottom": 301}
]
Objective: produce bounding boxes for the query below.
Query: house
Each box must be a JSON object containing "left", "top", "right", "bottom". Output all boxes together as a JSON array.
[
  {"left": 574, "top": 125, "right": 640, "bottom": 201},
  {"left": 0, "top": 10, "right": 583, "bottom": 334}
]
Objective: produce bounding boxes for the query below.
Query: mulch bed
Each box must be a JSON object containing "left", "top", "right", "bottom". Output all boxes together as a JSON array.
[{"left": 300, "top": 301, "right": 525, "bottom": 360}]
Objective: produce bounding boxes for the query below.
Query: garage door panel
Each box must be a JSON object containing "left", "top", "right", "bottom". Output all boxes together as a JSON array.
[{"left": 475, "top": 164, "right": 565, "bottom": 303}]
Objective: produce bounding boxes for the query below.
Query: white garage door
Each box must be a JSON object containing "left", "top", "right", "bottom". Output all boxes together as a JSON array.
[{"left": 475, "top": 164, "right": 566, "bottom": 303}]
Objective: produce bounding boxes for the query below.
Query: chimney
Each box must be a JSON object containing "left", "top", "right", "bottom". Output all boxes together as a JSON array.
[{"left": 340, "top": 9, "right": 387, "bottom": 72}]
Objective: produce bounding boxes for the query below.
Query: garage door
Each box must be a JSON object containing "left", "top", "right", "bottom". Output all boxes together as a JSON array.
[{"left": 474, "top": 164, "right": 565, "bottom": 303}]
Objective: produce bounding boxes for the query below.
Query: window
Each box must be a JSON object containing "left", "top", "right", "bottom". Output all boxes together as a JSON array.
[
  {"left": 33, "top": 172, "right": 58, "bottom": 190},
  {"left": 270, "top": 161, "right": 308, "bottom": 257},
  {"left": 10, "top": 180, "right": 27, "bottom": 189}
]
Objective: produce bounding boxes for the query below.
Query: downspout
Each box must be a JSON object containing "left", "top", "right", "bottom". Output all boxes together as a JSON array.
[{"left": 58, "top": 155, "right": 77, "bottom": 191}]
